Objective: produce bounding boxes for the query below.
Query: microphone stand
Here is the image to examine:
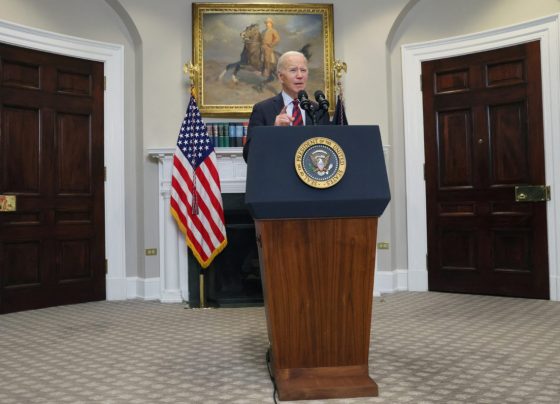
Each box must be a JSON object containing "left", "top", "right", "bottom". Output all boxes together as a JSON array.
[
  {"left": 315, "top": 108, "right": 328, "bottom": 123},
  {"left": 302, "top": 104, "right": 317, "bottom": 125}
]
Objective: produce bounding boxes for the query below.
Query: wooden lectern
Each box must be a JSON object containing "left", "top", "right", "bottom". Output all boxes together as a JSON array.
[{"left": 245, "top": 125, "right": 390, "bottom": 401}]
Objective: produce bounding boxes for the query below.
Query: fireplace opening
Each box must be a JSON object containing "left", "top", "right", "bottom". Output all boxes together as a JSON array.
[{"left": 188, "top": 193, "right": 263, "bottom": 307}]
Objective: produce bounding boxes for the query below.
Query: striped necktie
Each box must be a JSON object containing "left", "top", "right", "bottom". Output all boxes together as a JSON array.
[{"left": 292, "top": 99, "right": 303, "bottom": 126}]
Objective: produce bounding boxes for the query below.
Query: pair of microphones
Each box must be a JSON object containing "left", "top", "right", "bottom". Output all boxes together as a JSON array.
[{"left": 297, "top": 90, "right": 329, "bottom": 125}]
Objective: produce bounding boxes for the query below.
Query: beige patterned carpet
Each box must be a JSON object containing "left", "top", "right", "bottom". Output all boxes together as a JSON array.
[{"left": 1, "top": 292, "right": 559, "bottom": 404}]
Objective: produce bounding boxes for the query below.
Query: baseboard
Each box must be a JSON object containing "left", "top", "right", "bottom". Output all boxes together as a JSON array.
[
  {"left": 408, "top": 268, "right": 429, "bottom": 291},
  {"left": 106, "top": 276, "right": 127, "bottom": 300},
  {"left": 374, "top": 269, "right": 408, "bottom": 296},
  {"left": 126, "top": 277, "right": 161, "bottom": 300},
  {"left": 123, "top": 271, "right": 417, "bottom": 301},
  {"left": 119, "top": 271, "right": 558, "bottom": 301},
  {"left": 551, "top": 274, "right": 559, "bottom": 301}
]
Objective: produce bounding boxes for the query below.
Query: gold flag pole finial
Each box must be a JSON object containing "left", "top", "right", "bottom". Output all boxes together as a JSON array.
[
  {"left": 184, "top": 61, "right": 200, "bottom": 98},
  {"left": 333, "top": 59, "right": 347, "bottom": 97}
]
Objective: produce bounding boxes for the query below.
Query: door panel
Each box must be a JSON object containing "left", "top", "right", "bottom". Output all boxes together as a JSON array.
[
  {"left": 57, "top": 70, "right": 92, "bottom": 96},
  {"left": 1, "top": 59, "right": 40, "bottom": 89},
  {"left": 57, "top": 113, "right": 92, "bottom": 194},
  {"left": 4, "top": 241, "right": 41, "bottom": 287},
  {"left": 58, "top": 239, "right": 91, "bottom": 281},
  {"left": 422, "top": 41, "right": 549, "bottom": 299},
  {"left": 437, "top": 109, "right": 474, "bottom": 188},
  {"left": 492, "top": 230, "right": 531, "bottom": 271},
  {"left": 3, "top": 107, "right": 41, "bottom": 192},
  {"left": 488, "top": 102, "right": 529, "bottom": 184},
  {"left": 0, "top": 43, "right": 105, "bottom": 313},
  {"left": 440, "top": 229, "right": 477, "bottom": 271}
]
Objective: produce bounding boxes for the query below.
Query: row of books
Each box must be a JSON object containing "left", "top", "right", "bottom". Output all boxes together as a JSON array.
[{"left": 206, "top": 122, "right": 248, "bottom": 148}]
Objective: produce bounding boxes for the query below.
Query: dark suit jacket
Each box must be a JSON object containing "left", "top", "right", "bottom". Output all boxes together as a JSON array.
[{"left": 243, "top": 93, "right": 331, "bottom": 161}]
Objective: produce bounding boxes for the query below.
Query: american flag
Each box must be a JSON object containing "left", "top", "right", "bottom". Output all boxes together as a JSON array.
[{"left": 170, "top": 94, "right": 227, "bottom": 268}]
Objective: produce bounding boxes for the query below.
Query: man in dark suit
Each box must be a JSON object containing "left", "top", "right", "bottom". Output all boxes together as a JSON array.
[{"left": 243, "top": 51, "right": 330, "bottom": 161}]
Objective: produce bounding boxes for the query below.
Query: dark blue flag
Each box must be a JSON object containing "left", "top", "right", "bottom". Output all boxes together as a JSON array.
[{"left": 332, "top": 94, "right": 348, "bottom": 125}]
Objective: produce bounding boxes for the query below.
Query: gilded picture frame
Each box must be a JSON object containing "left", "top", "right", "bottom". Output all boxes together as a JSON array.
[{"left": 192, "top": 3, "right": 335, "bottom": 117}]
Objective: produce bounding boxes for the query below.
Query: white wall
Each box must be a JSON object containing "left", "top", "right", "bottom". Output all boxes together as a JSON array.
[
  {"left": 119, "top": 0, "right": 409, "bottom": 278},
  {"left": 121, "top": 0, "right": 409, "bottom": 148},
  {"left": 388, "top": 0, "right": 560, "bottom": 273},
  {"left": 0, "top": 0, "right": 142, "bottom": 280},
  {"left": 2, "top": 0, "right": 560, "bottom": 290}
]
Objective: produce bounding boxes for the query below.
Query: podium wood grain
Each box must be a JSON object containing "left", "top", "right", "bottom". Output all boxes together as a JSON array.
[{"left": 256, "top": 217, "right": 379, "bottom": 400}]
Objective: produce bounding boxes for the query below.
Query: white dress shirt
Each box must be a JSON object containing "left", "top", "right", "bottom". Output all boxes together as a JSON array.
[{"left": 281, "top": 91, "right": 306, "bottom": 126}]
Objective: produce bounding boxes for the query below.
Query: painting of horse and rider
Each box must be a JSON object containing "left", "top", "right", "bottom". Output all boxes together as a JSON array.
[{"left": 193, "top": 4, "right": 334, "bottom": 116}]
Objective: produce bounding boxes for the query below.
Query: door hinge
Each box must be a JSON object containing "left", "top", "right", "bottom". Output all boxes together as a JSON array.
[
  {"left": 105, "top": 259, "right": 108, "bottom": 274},
  {"left": 420, "top": 74, "right": 422, "bottom": 91},
  {"left": 104, "top": 76, "right": 107, "bottom": 91},
  {"left": 423, "top": 163, "right": 426, "bottom": 181},
  {"left": 104, "top": 166, "right": 107, "bottom": 182},
  {"left": 426, "top": 254, "right": 428, "bottom": 268}
]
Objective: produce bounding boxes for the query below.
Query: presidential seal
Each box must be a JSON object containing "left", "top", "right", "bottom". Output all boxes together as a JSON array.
[{"left": 295, "top": 137, "right": 346, "bottom": 189}]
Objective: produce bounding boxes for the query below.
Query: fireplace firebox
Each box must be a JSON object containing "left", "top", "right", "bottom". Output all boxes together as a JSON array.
[{"left": 188, "top": 193, "right": 263, "bottom": 307}]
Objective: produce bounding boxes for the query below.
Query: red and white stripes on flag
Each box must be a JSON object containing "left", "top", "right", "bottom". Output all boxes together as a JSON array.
[{"left": 170, "top": 93, "right": 227, "bottom": 268}]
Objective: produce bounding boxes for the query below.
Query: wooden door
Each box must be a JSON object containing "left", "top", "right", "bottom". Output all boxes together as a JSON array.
[
  {"left": 0, "top": 43, "right": 105, "bottom": 313},
  {"left": 422, "top": 41, "right": 549, "bottom": 299}
]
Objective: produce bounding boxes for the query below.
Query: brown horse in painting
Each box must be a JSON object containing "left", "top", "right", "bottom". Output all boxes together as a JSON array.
[{"left": 219, "top": 23, "right": 311, "bottom": 92}]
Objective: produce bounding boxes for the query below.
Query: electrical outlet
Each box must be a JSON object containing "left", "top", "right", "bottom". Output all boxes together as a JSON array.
[
  {"left": 145, "top": 248, "right": 158, "bottom": 256},
  {"left": 377, "top": 242, "right": 390, "bottom": 250}
]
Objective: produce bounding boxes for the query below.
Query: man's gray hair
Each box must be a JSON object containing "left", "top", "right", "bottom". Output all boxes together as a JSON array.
[{"left": 276, "top": 51, "right": 308, "bottom": 73}]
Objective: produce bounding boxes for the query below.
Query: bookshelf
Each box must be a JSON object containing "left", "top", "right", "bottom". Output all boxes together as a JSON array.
[{"left": 206, "top": 121, "right": 249, "bottom": 148}]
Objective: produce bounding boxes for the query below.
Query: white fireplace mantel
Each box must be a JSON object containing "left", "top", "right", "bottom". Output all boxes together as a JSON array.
[
  {"left": 147, "top": 147, "right": 246, "bottom": 303},
  {"left": 147, "top": 144, "right": 393, "bottom": 303}
]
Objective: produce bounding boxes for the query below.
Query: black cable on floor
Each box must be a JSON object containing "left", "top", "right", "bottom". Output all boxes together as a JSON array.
[{"left": 265, "top": 348, "right": 278, "bottom": 404}]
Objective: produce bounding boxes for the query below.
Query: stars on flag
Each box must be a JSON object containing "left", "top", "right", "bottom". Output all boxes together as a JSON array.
[{"left": 176, "top": 102, "right": 213, "bottom": 167}]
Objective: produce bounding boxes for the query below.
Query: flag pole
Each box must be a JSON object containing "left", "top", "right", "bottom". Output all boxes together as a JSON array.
[
  {"left": 182, "top": 60, "right": 214, "bottom": 310},
  {"left": 199, "top": 269, "right": 207, "bottom": 308},
  {"left": 333, "top": 59, "right": 349, "bottom": 125}
]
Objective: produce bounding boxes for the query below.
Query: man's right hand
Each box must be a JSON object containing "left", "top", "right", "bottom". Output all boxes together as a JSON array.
[{"left": 274, "top": 105, "right": 294, "bottom": 126}]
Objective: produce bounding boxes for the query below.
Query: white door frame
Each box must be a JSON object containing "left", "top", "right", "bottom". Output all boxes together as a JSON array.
[
  {"left": 0, "top": 19, "right": 127, "bottom": 300},
  {"left": 402, "top": 14, "right": 560, "bottom": 301}
]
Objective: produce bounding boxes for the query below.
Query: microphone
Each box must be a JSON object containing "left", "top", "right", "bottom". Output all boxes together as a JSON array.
[
  {"left": 297, "top": 90, "right": 312, "bottom": 112},
  {"left": 314, "top": 90, "right": 329, "bottom": 111}
]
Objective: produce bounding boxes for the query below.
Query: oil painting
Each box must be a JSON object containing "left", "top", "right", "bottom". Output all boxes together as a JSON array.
[{"left": 192, "top": 3, "right": 334, "bottom": 116}]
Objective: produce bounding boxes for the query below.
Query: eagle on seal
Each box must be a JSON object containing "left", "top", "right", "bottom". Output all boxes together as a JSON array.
[{"left": 310, "top": 150, "right": 333, "bottom": 176}]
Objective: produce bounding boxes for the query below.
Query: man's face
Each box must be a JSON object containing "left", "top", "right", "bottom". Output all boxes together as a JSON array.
[{"left": 278, "top": 54, "right": 308, "bottom": 99}]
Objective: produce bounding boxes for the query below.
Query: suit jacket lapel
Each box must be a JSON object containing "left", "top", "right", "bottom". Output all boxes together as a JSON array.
[{"left": 272, "top": 93, "right": 285, "bottom": 118}]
